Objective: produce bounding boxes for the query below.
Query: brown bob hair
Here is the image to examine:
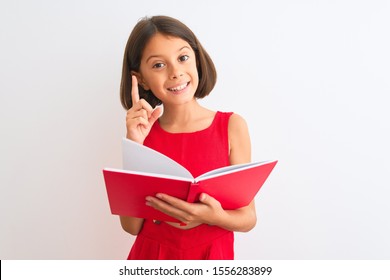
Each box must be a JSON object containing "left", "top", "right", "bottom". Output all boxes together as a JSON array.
[{"left": 120, "top": 15, "right": 217, "bottom": 110}]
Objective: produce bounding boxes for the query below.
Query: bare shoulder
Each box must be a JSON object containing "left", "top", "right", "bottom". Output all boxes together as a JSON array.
[
  {"left": 228, "top": 113, "right": 251, "bottom": 164},
  {"left": 228, "top": 113, "right": 248, "bottom": 132}
]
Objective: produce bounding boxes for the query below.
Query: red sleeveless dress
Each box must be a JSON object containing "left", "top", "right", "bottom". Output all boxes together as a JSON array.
[{"left": 127, "top": 111, "right": 234, "bottom": 260}]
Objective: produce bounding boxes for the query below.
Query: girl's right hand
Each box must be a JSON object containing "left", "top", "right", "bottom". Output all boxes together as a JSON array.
[{"left": 126, "top": 76, "right": 162, "bottom": 144}]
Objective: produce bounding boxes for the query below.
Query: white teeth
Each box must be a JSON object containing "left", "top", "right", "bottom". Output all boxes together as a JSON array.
[{"left": 168, "top": 83, "right": 188, "bottom": 91}]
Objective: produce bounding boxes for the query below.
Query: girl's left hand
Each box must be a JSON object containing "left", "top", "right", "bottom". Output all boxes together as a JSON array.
[{"left": 145, "top": 193, "right": 226, "bottom": 226}]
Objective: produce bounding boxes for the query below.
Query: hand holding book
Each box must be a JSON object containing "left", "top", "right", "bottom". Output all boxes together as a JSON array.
[{"left": 145, "top": 192, "right": 226, "bottom": 226}]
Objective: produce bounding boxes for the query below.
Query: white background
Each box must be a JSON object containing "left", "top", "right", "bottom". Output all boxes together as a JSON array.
[{"left": 1, "top": 0, "right": 389, "bottom": 259}]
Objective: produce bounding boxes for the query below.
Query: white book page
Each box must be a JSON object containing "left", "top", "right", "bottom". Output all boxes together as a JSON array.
[
  {"left": 195, "top": 160, "right": 274, "bottom": 181},
  {"left": 122, "top": 138, "right": 193, "bottom": 179}
]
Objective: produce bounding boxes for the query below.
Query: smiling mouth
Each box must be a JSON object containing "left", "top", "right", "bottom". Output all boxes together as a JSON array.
[{"left": 167, "top": 82, "right": 189, "bottom": 92}]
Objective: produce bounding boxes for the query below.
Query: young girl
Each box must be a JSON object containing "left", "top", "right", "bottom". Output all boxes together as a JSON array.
[{"left": 119, "top": 15, "right": 256, "bottom": 260}]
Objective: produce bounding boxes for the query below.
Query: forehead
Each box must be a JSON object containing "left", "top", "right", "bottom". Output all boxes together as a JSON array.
[{"left": 142, "top": 33, "right": 193, "bottom": 58}]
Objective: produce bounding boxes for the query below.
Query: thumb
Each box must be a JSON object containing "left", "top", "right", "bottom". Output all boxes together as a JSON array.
[
  {"left": 200, "top": 193, "right": 222, "bottom": 209},
  {"left": 149, "top": 106, "right": 162, "bottom": 125},
  {"left": 199, "top": 193, "right": 212, "bottom": 205}
]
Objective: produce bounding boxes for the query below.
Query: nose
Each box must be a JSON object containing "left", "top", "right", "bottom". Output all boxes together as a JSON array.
[{"left": 169, "top": 65, "right": 184, "bottom": 79}]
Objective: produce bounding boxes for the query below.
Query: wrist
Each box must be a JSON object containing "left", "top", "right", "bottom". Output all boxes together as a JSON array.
[
  {"left": 210, "top": 208, "right": 230, "bottom": 228},
  {"left": 126, "top": 134, "right": 144, "bottom": 145}
]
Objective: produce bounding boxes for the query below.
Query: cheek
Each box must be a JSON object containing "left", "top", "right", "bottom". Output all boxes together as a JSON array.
[
  {"left": 145, "top": 77, "right": 167, "bottom": 96},
  {"left": 142, "top": 74, "right": 162, "bottom": 89},
  {"left": 192, "top": 64, "right": 200, "bottom": 79},
  {"left": 192, "top": 69, "right": 200, "bottom": 84}
]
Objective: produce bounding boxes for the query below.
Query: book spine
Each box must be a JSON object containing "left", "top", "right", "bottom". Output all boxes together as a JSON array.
[{"left": 186, "top": 182, "right": 201, "bottom": 203}]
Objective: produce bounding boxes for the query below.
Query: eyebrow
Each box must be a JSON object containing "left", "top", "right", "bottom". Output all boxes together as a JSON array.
[{"left": 145, "top": 46, "right": 191, "bottom": 63}]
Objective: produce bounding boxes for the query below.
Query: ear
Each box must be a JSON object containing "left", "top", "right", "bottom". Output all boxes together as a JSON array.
[{"left": 130, "top": 71, "right": 150, "bottom": 90}]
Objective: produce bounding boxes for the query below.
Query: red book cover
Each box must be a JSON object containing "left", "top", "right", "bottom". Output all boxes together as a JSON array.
[{"left": 103, "top": 138, "right": 277, "bottom": 222}]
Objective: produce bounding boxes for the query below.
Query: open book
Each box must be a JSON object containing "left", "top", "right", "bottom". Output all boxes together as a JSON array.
[{"left": 103, "top": 138, "right": 278, "bottom": 222}]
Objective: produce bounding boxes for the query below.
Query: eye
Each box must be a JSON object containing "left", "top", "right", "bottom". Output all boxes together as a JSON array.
[
  {"left": 179, "top": 55, "right": 189, "bottom": 62},
  {"left": 152, "top": 62, "right": 165, "bottom": 69}
]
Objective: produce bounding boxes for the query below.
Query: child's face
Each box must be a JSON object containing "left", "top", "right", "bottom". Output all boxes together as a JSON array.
[{"left": 137, "top": 33, "right": 199, "bottom": 106}]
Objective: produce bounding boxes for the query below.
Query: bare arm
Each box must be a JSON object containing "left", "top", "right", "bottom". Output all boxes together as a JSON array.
[
  {"left": 119, "top": 216, "right": 144, "bottom": 236},
  {"left": 119, "top": 76, "right": 161, "bottom": 236},
  {"left": 218, "top": 113, "right": 256, "bottom": 232}
]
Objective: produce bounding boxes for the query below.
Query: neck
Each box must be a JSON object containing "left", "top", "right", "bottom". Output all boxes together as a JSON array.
[
  {"left": 158, "top": 99, "right": 214, "bottom": 133},
  {"left": 160, "top": 99, "right": 202, "bottom": 125}
]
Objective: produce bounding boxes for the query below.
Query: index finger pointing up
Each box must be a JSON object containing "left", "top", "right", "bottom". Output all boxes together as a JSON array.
[{"left": 131, "top": 75, "right": 140, "bottom": 105}]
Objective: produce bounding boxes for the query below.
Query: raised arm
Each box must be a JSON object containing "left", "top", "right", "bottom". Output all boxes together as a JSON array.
[{"left": 120, "top": 75, "right": 162, "bottom": 236}]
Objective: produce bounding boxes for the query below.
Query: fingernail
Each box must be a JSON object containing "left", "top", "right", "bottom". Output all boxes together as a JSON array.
[{"left": 156, "top": 193, "right": 163, "bottom": 199}]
